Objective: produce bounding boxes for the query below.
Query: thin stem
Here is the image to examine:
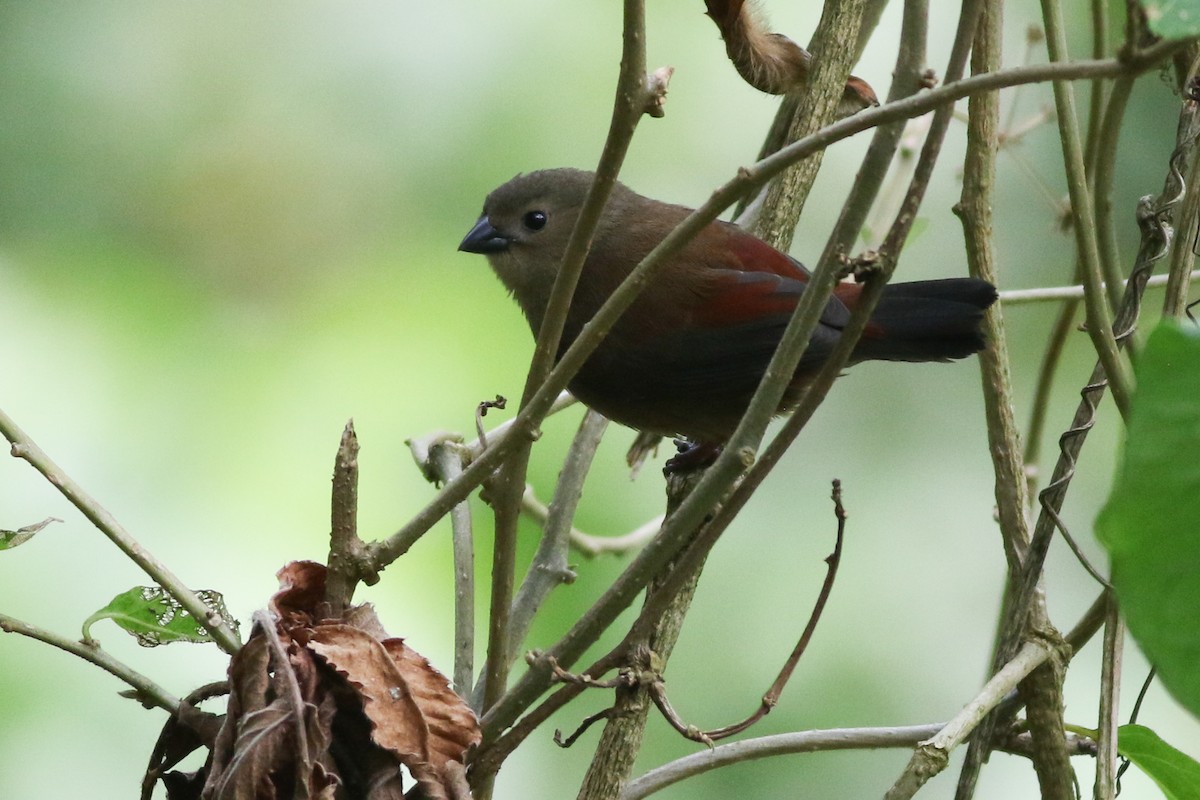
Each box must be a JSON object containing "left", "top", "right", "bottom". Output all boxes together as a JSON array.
[
  {"left": 817, "top": 0, "right": 930, "bottom": 266},
  {"left": 1163, "top": 93, "right": 1200, "bottom": 318},
  {"left": 885, "top": 640, "right": 1056, "bottom": 800},
  {"left": 1092, "top": 76, "right": 1135, "bottom": 310},
  {"left": 955, "top": 0, "right": 1031, "bottom": 574},
  {"left": 570, "top": 514, "right": 664, "bottom": 558},
  {"left": 0, "top": 408, "right": 242, "bottom": 655},
  {"left": 1093, "top": 594, "right": 1124, "bottom": 800},
  {"left": 575, "top": 468, "right": 709, "bottom": 800},
  {"left": 326, "top": 421, "right": 364, "bottom": 614},
  {"left": 480, "top": 0, "right": 655, "bottom": 722},
  {"left": 622, "top": 725, "right": 945, "bottom": 800},
  {"left": 999, "top": 270, "right": 1200, "bottom": 304},
  {"left": 0, "top": 612, "right": 182, "bottom": 714},
  {"left": 503, "top": 411, "right": 608, "bottom": 683},
  {"left": 1041, "top": 0, "right": 1133, "bottom": 418},
  {"left": 430, "top": 442, "right": 476, "bottom": 699}
]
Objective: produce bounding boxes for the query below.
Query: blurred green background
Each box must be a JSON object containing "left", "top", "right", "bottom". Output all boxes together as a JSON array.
[{"left": 1, "top": 2, "right": 1196, "bottom": 798}]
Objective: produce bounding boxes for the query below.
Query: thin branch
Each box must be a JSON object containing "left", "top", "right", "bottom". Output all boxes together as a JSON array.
[
  {"left": 514, "top": 482, "right": 658, "bottom": 559},
  {"left": 574, "top": 466, "right": 711, "bottom": 800},
  {"left": 999, "top": 270, "right": 1200, "bottom": 304},
  {"left": 1093, "top": 594, "right": 1124, "bottom": 800},
  {"left": 885, "top": 639, "right": 1056, "bottom": 800},
  {"left": 1092, "top": 76, "right": 1135, "bottom": 310},
  {"left": 1164, "top": 77, "right": 1200, "bottom": 318},
  {"left": 0, "top": 612, "right": 182, "bottom": 715},
  {"left": 1041, "top": 0, "right": 1133, "bottom": 420},
  {"left": 503, "top": 410, "right": 608, "bottom": 684},
  {"left": 955, "top": 0, "right": 1031, "bottom": 575},
  {"left": 0, "top": 408, "right": 242, "bottom": 655},
  {"left": 570, "top": 514, "right": 664, "bottom": 558},
  {"left": 479, "top": 0, "right": 661, "bottom": 725},
  {"left": 619, "top": 722, "right": 1096, "bottom": 800},
  {"left": 326, "top": 420, "right": 366, "bottom": 614},
  {"left": 462, "top": 392, "right": 577, "bottom": 461},
  {"left": 667, "top": 480, "right": 846, "bottom": 743},
  {"left": 429, "top": 441, "right": 476, "bottom": 699},
  {"left": 816, "top": 0, "right": 931, "bottom": 268}
]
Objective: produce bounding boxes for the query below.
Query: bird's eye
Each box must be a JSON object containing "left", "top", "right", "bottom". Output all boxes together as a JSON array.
[{"left": 522, "top": 210, "right": 548, "bottom": 231}]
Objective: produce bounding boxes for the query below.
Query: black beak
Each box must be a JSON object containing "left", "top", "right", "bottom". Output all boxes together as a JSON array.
[{"left": 458, "top": 216, "right": 510, "bottom": 254}]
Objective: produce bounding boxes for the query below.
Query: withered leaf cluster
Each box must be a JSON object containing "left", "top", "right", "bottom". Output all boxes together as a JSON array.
[{"left": 147, "top": 561, "right": 480, "bottom": 800}]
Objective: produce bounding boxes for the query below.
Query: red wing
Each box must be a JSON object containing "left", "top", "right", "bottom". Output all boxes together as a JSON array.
[{"left": 687, "top": 221, "right": 850, "bottom": 331}]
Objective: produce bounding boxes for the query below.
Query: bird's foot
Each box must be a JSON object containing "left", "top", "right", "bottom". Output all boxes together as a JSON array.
[{"left": 663, "top": 440, "right": 723, "bottom": 474}]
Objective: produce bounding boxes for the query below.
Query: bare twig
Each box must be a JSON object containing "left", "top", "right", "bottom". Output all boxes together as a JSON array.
[
  {"left": 0, "top": 408, "right": 242, "bottom": 654},
  {"left": 999, "top": 270, "right": 1200, "bottom": 304},
  {"left": 430, "top": 441, "right": 476, "bottom": 699},
  {"left": 1041, "top": 0, "right": 1133, "bottom": 420},
  {"left": 502, "top": 410, "right": 608, "bottom": 687},
  {"left": 0, "top": 612, "right": 182, "bottom": 714},
  {"left": 660, "top": 481, "right": 846, "bottom": 743},
  {"left": 475, "top": 395, "right": 507, "bottom": 450},
  {"left": 955, "top": 0, "right": 1031, "bottom": 575},
  {"left": 574, "top": 467, "right": 710, "bottom": 800},
  {"left": 619, "top": 722, "right": 1096, "bottom": 800},
  {"left": 1164, "top": 75, "right": 1200, "bottom": 318},
  {"left": 479, "top": 0, "right": 665, "bottom": 733},
  {"left": 1093, "top": 594, "right": 1124, "bottom": 800},
  {"left": 326, "top": 421, "right": 367, "bottom": 614},
  {"left": 751, "top": 0, "right": 868, "bottom": 250},
  {"left": 885, "top": 639, "right": 1057, "bottom": 800}
]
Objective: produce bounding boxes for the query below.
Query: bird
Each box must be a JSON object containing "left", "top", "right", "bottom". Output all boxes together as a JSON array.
[{"left": 459, "top": 168, "right": 996, "bottom": 468}]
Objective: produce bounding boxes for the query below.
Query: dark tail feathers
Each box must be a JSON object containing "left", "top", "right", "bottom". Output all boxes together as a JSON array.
[{"left": 854, "top": 277, "right": 997, "bottom": 363}]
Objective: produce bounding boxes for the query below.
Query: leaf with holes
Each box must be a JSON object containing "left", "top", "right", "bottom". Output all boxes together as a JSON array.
[
  {"left": 1096, "top": 322, "right": 1200, "bottom": 719},
  {"left": 82, "top": 586, "right": 238, "bottom": 647}
]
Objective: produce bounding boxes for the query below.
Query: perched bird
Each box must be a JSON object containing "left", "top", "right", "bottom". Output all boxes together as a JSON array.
[{"left": 459, "top": 168, "right": 996, "bottom": 462}]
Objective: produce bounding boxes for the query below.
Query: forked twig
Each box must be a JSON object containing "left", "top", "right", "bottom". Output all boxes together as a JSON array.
[{"left": 652, "top": 480, "right": 847, "bottom": 744}]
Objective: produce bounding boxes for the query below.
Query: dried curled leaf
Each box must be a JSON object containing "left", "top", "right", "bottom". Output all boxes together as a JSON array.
[
  {"left": 703, "top": 0, "right": 877, "bottom": 111},
  {"left": 309, "top": 625, "right": 481, "bottom": 799},
  {"left": 190, "top": 561, "right": 479, "bottom": 800},
  {"left": 0, "top": 516, "right": 61, "bottom": 550},
  {"left": 203, "top": 634, "right": 339, "bottom": 800}
]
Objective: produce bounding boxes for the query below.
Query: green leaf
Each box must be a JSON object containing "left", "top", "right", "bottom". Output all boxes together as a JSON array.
[
  {"left": 1140, "top": 0, "right": 1200, "bottom": 39},
  {"left": 0, "top": 516, "right": 61, "bottom": 550},
  {"left": 1096, "top": 322, "right": 1200, "bottom": 719},
  {"left": 1118, "top": 724, "right": 1200, "bottom": 800},
  {"left": 82, "top": 586, "right": 239, "bottom": 647}
]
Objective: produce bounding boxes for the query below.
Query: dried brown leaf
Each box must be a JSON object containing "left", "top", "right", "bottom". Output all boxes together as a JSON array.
[
  {"left": 205, "top": 700, "right": 295, "bottom": 799},
  {"left": 203, "top": 629, "right": 338, "bottom": 799},
  {"left": 270, "top": 561, "right": 329, "bottom": 626},
  {"left": 308, "top": 624, "right": 480, "bottom": 800}
]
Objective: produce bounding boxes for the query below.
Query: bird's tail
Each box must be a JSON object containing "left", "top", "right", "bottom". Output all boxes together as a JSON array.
[{"left": 853, "top": 277, "right": 997, "bottom": 363}]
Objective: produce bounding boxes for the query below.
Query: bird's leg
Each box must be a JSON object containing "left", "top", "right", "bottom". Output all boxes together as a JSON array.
[{"left": 663, "top": 439, "right": 723, "bottom": 474}]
